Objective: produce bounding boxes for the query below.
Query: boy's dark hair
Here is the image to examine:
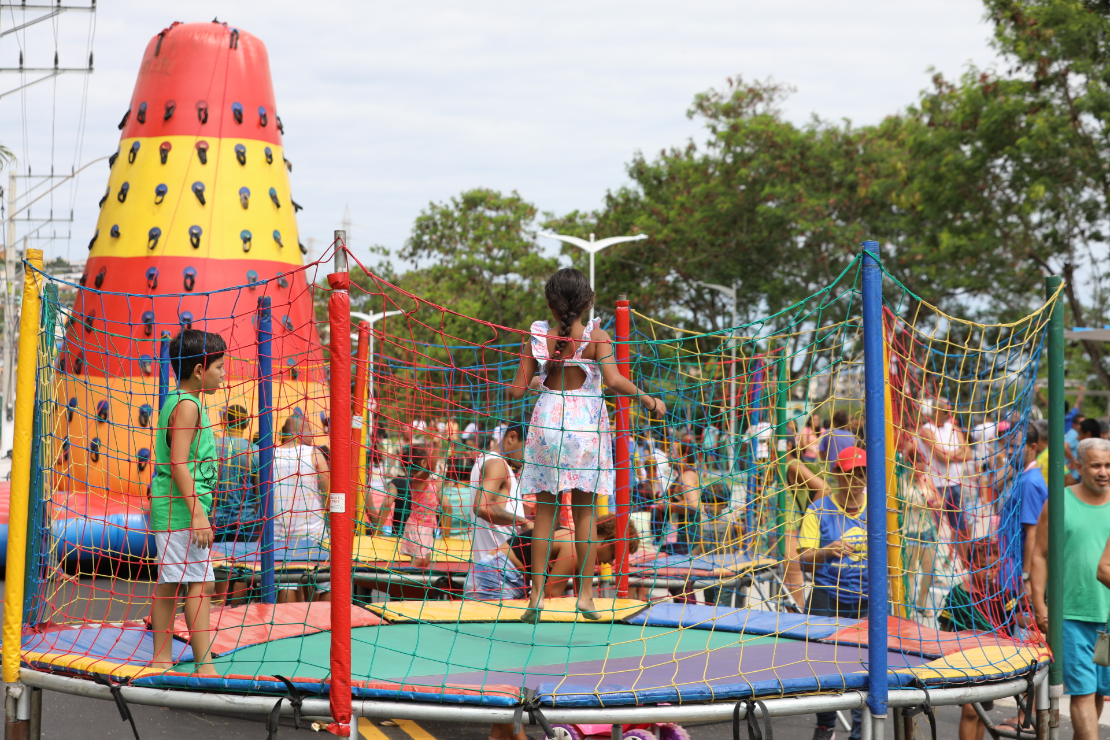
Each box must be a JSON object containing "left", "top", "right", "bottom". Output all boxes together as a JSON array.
[
  {"left": 832, "top": 409, "right": 849, "bottom": 428},
  {"left": 224, "top": 404, "right": 249, "bottom": 431},
  {"left": 544, "top": 268, "right": 594, "bottom": 373},
  {"left": 168, "top": 329, "right": 225, "bottom": 381},
  {"left": 1025, "top": 423, "right": 1039, "bottom": 447},
  {"left": 1080, "top": 417, "right": 1102, "bottom": 438},
  {"left": 503, "top": 423, "right": 525, "bottom": 443},
  {"left": 596, "top": 514, "right": 640, "bottom": 554}
]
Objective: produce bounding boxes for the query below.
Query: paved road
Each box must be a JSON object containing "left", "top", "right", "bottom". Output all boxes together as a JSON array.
[{"left": 33, "top": 688, "right": 1102, "bottom": 739}]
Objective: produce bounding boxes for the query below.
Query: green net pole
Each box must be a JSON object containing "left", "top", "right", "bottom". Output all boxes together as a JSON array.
[{"left": 1046, "top": 275, "right": 1064, "bottom": 692}]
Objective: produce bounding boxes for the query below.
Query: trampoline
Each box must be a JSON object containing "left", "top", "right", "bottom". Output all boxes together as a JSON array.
[
  {"left": 19, "top": 601, "right": 1046, "bottom": 709},
  {"left": 3, "top": 229, "right": 1065, "bottom": 740}
]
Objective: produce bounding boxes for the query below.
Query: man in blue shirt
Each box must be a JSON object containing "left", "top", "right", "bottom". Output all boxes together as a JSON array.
[
  {"left": 1018, "top": 426, "right": 1048, "bottom": 583},
  {"left": 999, "top": 425, "right": 1049, "bottom": 594}
]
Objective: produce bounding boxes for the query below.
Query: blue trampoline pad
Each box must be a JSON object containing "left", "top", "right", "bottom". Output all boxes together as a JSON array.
[{"left": 627, "top": 603, "right": 853, "bottom": 641}]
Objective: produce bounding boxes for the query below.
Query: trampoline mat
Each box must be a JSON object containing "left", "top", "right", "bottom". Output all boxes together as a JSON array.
[{"left": 173, "top": 622, "right": 928, "bottom": 705}]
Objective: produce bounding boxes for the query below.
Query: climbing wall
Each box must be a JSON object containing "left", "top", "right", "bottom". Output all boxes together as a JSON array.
[{"left": 56, "top": 21, "right": 325, "bottom": 502}]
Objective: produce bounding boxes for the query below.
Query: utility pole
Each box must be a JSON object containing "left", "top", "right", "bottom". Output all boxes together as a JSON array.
[
  {"left": 4, "top": 240, "right": 18, "bottom": 425},
  {"left": 1, "top": 172, "right": 16, "bottom": 441}
]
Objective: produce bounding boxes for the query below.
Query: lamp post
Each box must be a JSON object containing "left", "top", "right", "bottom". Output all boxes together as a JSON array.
[
  {"left": 350, "top": 310, "right": 403, "bottom": 429},
  {"left": 538, "top": 231, "right": 648, "bottom": 320},
  {"left": 697, "top": 280, "right": 740, "bottom": 478}
]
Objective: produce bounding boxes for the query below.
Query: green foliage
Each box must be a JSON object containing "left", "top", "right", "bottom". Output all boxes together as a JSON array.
[{"left": 345, "top": 189, "right": 558, "bottom": 362}]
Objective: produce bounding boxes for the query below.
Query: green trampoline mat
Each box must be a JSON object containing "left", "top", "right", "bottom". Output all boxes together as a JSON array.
[{"left": 174, "top": 622, "right": 785, "bottom": 681}]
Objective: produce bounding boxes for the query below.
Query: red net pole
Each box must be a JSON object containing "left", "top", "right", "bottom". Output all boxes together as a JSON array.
[
  {"left": 327, "top": 234, "right": 353, "bottom": 737},
  {"left": 352, "top": 321, "right": 371, "bottom": 534},
  {"left": 614, "top": 295, "right": 632, "bottom": 598}
]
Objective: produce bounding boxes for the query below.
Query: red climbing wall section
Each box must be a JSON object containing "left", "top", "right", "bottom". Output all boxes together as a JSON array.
[{"left": 65, "top": 21, "right": 321, "bottom": 380}]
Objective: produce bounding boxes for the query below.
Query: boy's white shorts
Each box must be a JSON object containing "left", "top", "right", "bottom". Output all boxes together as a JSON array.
[{"left": 154, "top": 530, "right": 215, "bottom": 584}]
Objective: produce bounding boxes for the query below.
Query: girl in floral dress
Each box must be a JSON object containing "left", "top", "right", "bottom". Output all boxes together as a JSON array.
[{"left": 510, "top": 268, "right": 665, "bottom": 622}]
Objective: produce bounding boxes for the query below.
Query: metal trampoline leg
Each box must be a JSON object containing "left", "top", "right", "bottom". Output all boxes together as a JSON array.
[
  {"left": 4, "top": 683, "right": 29, "bottom": 740},
  {"left": 1048, "top": 682, "right": 1063, "bottom": 740},
  {"left": 27, "top": 689, "right": 39, "bottom": 740},
  {"left": 837, "top": 710, "right": 852, "bottom": 731},
  {"left": 863, "top": 710, "right": 886, "bottom": 740},
  {"left": 1035, "top": 675, "right": 1049, "bottom": 740}
]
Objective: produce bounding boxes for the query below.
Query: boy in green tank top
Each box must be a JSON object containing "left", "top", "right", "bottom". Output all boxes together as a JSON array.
[{"left": 149, "top": 329, "right": 227, "bottom": 673}]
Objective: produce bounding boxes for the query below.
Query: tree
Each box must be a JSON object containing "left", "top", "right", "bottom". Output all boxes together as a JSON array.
[
  {"left": 545, "top": 79, "right": 870, "bottom": 334},
  {"left": 385, "top": 188, "right": 558, "bottom": 359},
  {"left": 884, "top": 0, "right": 1110, "bottom": 392}
]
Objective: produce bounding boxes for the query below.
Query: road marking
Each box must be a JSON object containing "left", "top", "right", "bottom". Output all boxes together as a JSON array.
[
  {"left": 395, "top": 718, "right": 437, "bottom": 740},
  {"left": 359, "top": 717, "right": 391, "bottom": 740}
]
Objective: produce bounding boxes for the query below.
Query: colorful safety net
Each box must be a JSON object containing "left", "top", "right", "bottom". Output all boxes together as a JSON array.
[{"left": 10, "top": 245, "right": 1053, "bottom": 720}]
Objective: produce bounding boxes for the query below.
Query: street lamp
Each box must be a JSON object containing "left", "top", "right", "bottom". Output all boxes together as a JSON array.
[
  {"left": 538, "top": 231, "right": 648, "bottom": 320},
  {"left": 697, "top": 280, "right": 740, "bottom": 478}
]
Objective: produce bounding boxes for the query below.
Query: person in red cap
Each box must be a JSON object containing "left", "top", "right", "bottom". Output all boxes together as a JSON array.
[{"left": 798, "top": 444, "right": 869, "bottom": 740}]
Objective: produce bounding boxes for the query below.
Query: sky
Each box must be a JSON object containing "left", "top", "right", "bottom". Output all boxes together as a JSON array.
[{"left": 2, "top": 1, "right": 1002, "bottom": 269}]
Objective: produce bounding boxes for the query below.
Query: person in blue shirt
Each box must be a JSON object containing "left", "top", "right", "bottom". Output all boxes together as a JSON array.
[
  {"left": 998, "top": 424, "right": 1050, "bottom": 595},
  {"left": 212, "top": 404, "right": 261, "bottom": 543},
  {"left": 818, "top": 409, "right": 856, "bottom": 472},
  {"left": 800, "top": 444, "right": 869, "bottom": 613},
  {"left": 1018, "top": 425, "right": 1049, "bottom": 582},
  {"left": 799, "top": 444, "right": 869, "bottom": 740},
  {"left": 1016, "top": 426, "right": 1043, "bottom": 585}
]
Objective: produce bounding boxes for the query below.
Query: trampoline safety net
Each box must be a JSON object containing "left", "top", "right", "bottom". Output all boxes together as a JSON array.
[{"left": 6, "top": 244, "right": 1054, "bottom": 721}]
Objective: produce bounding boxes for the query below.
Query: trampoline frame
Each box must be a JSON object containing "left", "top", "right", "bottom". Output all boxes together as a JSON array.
[
  {"left": 19, "top": 665, "right": 1047, "bottom": 727},
  {"left": 1, "top": 244, "right": 1070, "bottom": 740}
]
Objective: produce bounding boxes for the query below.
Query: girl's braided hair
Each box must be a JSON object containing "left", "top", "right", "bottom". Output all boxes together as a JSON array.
[{"left": 543, "top": 268, "right": 594, "bottom": 374}]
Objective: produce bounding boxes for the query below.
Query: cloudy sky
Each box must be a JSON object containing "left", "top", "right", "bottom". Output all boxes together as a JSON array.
[{"left": 3, "top": 1, "right": 1000, "bottom": 268}]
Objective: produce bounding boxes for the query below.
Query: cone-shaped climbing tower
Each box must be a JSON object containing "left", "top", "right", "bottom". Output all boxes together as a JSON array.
[{"left": 58, "top": 21, "right": 324, "bottom": 501}]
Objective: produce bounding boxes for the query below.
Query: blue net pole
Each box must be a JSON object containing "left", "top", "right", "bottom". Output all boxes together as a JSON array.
[
  {"left": 157, "top": 331, "right": 170, "bottom": 409},
  {"left": 861, "top": 239, "right": 889, "bottom": 726},
  {"left": 257, "top": 295, "right": 276, "bottom": 604}
]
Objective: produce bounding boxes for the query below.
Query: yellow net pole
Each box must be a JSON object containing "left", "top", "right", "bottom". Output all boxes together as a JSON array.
[
  {"left": 3, "top": 249, "right": 43, "bottom": 683},
  {"left": 881, "top": 320, "right": 906, "bottom": 617}
]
